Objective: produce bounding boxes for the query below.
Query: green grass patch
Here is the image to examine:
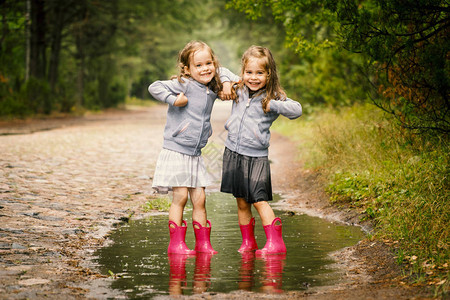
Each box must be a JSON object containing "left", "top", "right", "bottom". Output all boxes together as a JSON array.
[
  {"left": 124, "top": 96, "right": 158, "bottom": 108},
  {"left": 143, "top": 196, "right": 171, "bottom": 212},
  {"left": 273, "top": 104, "right": 449, "bottom": 292}
]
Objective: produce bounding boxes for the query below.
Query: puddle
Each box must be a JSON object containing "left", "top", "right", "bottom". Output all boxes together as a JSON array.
[{"left": 94, "top": 193, "right": 364, "bottom": 298}]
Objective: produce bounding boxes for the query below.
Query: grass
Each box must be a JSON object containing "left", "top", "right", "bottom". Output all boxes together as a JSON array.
[
  {"left": 123, "top": 96, "right": 158, "bottom": 108},
  {"left": 143, "top": 196, "right": 171, "bottom": 212},
  {"left": 273, "top": 103, "right": 449, "bottom": 295}
]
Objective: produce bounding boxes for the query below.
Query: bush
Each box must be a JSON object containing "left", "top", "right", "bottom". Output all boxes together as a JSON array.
[
  {"left": 274, "top": 104, "right": 449, "bottom": 287},
  {"left": 20, "top": 77, "right": 54, "bottom": 114},
  {"left": 0, "top": 94, "right": 32, "bottom": 118}
]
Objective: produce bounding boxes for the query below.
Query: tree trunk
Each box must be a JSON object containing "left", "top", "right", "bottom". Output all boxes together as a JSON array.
[
  {"left": 75, "top": 33, "right": 85, "bottom": 109},
  {"left": 48, "top": 4, "right": 63, "bottom": 90},
  {"left": 25, "top": 0, "right": 31, "bottom": 81},
  {"left": 30, "top": 0, "right": 46, "bottom": 79}
]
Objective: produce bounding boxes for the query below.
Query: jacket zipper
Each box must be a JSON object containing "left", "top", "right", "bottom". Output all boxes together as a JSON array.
[
  {"left": 194, "top": 86, "right": 209, "bottom": 155},
  {"left": 236, "top": 96, "right": 252, "bottom": 153}
]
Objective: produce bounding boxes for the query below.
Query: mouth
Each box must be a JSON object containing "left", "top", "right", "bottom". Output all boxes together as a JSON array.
[{"left": 248, "top": 82, "right": 260, "bottom": 88}]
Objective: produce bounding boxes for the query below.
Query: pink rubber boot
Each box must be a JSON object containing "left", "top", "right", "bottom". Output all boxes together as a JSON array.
[
  {"left": 167, "top": 220, "right": 196, "bottom": 255},
  {"left": 255, "top": 218, "right": 287, "bottom": 255},
  {"left": 193, "top": 220, "right": 218, "bottom": 254},
  {"left": 238, "top": 217, "right": 258, "bottom": 252}
]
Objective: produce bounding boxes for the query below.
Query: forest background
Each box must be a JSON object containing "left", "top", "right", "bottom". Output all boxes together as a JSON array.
[{"left": 0, "top": 0, "right": 448, "bottom": 295}]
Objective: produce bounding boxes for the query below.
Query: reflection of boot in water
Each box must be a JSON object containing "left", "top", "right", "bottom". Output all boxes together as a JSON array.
[
  {"left": 168, "top": 253, "right": 192, "bottom": 295},
  {"left": 238, "top": 251, "right": 256, "bottom": 291},
  {"left": 259, "top": 253, "right": 286, "bottom": 293},
  {"left": 193, "top": 252, "right": 213, "bottom": 294}
]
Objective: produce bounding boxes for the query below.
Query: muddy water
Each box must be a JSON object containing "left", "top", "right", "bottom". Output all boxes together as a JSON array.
[{"left": 95, "top": 193, "right": 364, "bottom": 298}]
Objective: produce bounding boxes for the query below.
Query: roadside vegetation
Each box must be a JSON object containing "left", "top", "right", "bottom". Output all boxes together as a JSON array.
[
  {"left": 274, "top": 104, "right": 449, "bottom": 296},
  {"left": 143, "top": 196, "right": 171, "bottom": 212}
]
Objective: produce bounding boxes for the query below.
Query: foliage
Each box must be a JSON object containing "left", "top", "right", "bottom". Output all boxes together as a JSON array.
[
  {"left": 226, "top": 0, "right": 370, "bottom": 107},
  {"left": 274, "top": 104, "right": 449, "bottom": 288},
  {"left": 0, "top": 0, "right": 204, "bottom": 116},
  {"left": 330, "top": 0, "right": 450, "bottom": 134},
  {"left": 227, "top": 0, "right": 337, "bottom": 52},
  {"left": 228, "top": 0, "right": 450, "bottom": 135}
]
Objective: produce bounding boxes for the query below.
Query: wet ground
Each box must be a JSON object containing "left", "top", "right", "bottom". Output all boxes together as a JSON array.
[
  {"left": 0, "top": 103, "right": 436, "bottom": 299},
  {"left": 95, "top": 192, "right": 364, "bottom": 298}
]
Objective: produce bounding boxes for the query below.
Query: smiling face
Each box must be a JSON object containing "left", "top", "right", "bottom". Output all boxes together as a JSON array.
[
  {"left": 242, "top": 57, "right": 268, "bottom": 92},
  {"left": 185, "top": 48, "right": 216, "bottom": 85}
]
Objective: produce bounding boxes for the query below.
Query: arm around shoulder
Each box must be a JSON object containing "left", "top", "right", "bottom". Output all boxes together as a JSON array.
[
  {"left": 269, "top": 98, "right": 302, "bottom": 119},
  {"left": 218, "top": 67, "right": 240, "bottom": 83}
]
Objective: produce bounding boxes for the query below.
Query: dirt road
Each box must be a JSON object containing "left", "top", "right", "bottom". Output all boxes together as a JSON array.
[{"left": 0, "top": 103, "right": 434, "bottom": 299}]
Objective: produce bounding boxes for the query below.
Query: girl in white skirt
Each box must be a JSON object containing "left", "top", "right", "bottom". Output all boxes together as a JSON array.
[{"left": 148, "top": 41, "right": 234, "bottom": 255}]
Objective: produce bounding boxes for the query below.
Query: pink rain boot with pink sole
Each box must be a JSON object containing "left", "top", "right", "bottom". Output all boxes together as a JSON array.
[
  {"left": 168, "top": 220, "right": 196, "bottom": 255},
  {"left": 193, "top": 220, "right": 218, "bottom": 254},
  {"left": 255, "top": 218, "right": 286, "bottom": 256},
  {"left": 238, "top": 217, "right": 258, "bottom": 252}
]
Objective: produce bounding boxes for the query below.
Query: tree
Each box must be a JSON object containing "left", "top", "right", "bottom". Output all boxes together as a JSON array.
[
  {"left": 330, "top": 0, "right": 449, "bottom": 134},
  {"left": 228, "top": 0, "right": 450, "bottom": 134}
]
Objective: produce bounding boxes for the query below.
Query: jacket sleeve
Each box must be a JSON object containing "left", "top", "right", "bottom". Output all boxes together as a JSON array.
[
  {"left": 269, "top": 98, "right": 302, "bottom": 120},
  {"left": 218, "top": 67, "right": 240, "bottom": 83},
  {"left": 148, "top": 79, "right": 186, "bottom": 106}
]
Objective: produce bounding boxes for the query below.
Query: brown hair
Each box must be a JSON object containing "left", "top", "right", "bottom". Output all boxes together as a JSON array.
[
  {"left": 173, "top": 40, "right": 223, "bottom": 93},
  {"left": 237, "top": 46, "right": 286, "bottom": 113}
]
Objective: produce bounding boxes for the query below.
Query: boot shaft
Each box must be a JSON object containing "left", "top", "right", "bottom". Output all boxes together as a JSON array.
[
  {"left": 193, "top": 220, "right": 218, "bottom": 254},
  {"left": 256, "top": 217, "right": 286, "bottom": 255},
  {"left": 168, "top": 220, "right": 196, "bottom": 255},
  {"left": 238, "top": 217, "right": 258, "bottom": 252}
]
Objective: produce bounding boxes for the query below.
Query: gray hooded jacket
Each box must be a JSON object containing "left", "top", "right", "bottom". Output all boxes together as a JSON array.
[
  {"left": 148, "top": 68, "right": 234, "bottom": 156},
  {"left": 224, "top": 87, "right": 302, "bottom": 157}
]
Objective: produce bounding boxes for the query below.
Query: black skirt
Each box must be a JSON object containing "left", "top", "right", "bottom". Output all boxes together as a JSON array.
[{"left": 220, "top": 147, "right": 272, "bottom": 203}]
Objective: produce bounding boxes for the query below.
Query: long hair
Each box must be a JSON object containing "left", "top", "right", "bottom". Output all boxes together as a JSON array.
[
  {"left": 237, "top": 46, "right": 286, "bottom": 113},
  {"left": 173, "top": 40, "right": 222, "bottom": 93}
]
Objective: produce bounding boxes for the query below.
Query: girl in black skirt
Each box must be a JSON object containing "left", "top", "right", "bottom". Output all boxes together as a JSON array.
[{"left": 220, "top": 46, "right": 302, "bottom": 255}]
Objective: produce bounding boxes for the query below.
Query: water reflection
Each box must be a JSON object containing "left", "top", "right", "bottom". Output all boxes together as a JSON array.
[
  {"left": 193, "top": 253, "right": 213, "bottom": 294},
  {"left": 167, "top": 252, "right": 213, "bottom": 296},
  {"left": 168, "top": 251, "right": 287, "bottom": 295},
  {"left": 95, "top": 193, "right": 365, "bottom": 298},
  {"left": 258, "top": 254, "right": 286, "bottom": 293},
  {"left": 167, "top": 253, "right": 190, "bottom": 295},
  {"left": 238, "top": 252, "right": 286, "bottom": 293},
  {"left": 238, "top": 252, "right": 255, "bottom": 291}
]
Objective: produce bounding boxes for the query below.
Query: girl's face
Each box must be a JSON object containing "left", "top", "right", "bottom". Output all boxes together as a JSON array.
[
  {"left": 185, "top": 48, "right": 216, "bottom": 85},
  {"left": 243, "top": 57, "right": 267, "bottom": 92}
]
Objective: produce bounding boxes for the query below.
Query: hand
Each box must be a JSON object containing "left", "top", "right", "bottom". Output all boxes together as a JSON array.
[
  {"left": 219, "top": 81, "right": 237, "bottom": 101},
  {"left": 174, "top": 92, "right": 188, "bottom": 107}
]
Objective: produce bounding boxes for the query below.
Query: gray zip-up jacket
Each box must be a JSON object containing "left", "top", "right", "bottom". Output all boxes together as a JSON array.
[
  {"left": 224, "top": 87, "right": 302, "bottom": 157},
  {"left": 148, "top": 68, "right": 234, "bottom": 156}
]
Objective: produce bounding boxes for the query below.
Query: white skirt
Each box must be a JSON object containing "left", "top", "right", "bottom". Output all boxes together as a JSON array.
[{"left": 152, "top": 148, "right": 212, "bottom": 192}]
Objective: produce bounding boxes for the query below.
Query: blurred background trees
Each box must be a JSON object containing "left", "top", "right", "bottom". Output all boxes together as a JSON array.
[{"left": 0, "top": 0, "right": 448, "bottom": 135}]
